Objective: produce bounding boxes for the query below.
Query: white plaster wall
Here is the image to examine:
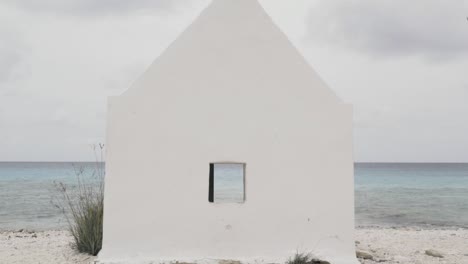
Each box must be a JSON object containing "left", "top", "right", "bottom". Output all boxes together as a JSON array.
[{"left": 101, "top": 0, "right": 358, "bottom": 263}]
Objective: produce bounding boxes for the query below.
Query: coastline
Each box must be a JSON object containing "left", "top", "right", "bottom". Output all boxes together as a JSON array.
[{"left": 1, "top": 227, "right": 468, "bottom": 264}]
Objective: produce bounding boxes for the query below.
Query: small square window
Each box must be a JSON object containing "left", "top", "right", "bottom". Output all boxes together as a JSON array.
[{"left": 209, "top": 163, "right": 245, "bottom": 203}]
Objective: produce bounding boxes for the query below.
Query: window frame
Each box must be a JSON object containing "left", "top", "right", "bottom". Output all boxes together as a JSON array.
[{"left": 208, "top": 162, "right": 246, "bottom": 203}]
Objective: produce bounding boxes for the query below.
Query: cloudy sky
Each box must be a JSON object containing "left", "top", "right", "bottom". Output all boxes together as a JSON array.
[{"left": 0, "top": 0, "right": 467, "bottom": 162}]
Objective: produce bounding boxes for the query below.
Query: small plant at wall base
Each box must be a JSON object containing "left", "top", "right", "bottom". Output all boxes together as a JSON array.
[
  {"left": 53, "top": 144, "right": 105, "bottom": 256},
  {"left": 286, "top": 252, "right": 330, "bottom": 264}
]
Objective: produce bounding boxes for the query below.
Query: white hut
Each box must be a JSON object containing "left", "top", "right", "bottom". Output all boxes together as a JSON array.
[{"left": 101, "top": 0, "right": 357, "bottom": 263}]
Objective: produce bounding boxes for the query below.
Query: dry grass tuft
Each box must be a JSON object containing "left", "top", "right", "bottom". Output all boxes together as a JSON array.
[
  {"left": 53, "top": 144, "right": 105, "bottom": 256},
  {"left": 286, "top": 252, "right": 330, "bottom": 264}
]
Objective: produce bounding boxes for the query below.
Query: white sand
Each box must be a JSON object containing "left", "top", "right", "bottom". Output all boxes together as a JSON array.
[
  {"left": 356, "top": 228, "right": 468, "bottom": 264},
  {"left": 0, "top": 230, "right": 96, "bottom": 264},
  {"left": 1, "top": 228, "right": 468, "bottom": 264}
]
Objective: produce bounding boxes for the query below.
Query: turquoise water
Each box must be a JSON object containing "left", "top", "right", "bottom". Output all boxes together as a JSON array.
[
  {"left": 213, "top": 163, "right": 245, "bottom": 203},
  {"left": 0, "top": 162, "right": 102, "bottom": 231},
  {"left": 0, "top": 162, "right": 467, "bottom": 230},
  {"left": 355, "top": 163, "right": 468, "bottom": 228}
]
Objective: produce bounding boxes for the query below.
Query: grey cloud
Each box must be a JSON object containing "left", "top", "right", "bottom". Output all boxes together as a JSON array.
[
  {"left": 0, "top": 49, "right": 20, "bottom": 82},
  {"left": 306, "top": 0, "right": 468, "bottom": 59},
  {"left": 0, "top": 29, "right": 22, "bottom": 82},
  {"left": 3, "top": 0, "right": 181, "bottom": 16},
  {"left": 0, "top": 29, "right": 29, "bottom": 88}
]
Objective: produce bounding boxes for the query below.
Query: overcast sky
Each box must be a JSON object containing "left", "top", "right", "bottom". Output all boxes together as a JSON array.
[{"left": 0, "top": 0, "right": 467, "bottom": 162}]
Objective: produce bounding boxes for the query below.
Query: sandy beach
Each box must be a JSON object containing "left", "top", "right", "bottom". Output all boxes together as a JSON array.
[
  {"left": 0, "top": 230, "right": 96, "bottom": 264},
  {"left": 355, "top": 228, "right": 468, "bottom": 264},
  {"left": 1, "top": 228, "right": 467, "bottom": 264}
]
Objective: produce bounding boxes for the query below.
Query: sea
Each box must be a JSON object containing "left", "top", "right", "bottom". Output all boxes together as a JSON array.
[{"left": 0, "top": 162, "right": 467, "bottom": 231}]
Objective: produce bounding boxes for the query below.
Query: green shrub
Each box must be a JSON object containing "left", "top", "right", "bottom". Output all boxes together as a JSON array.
[{"left": 54, "top": 144, "right": 105, "bottom": 256}]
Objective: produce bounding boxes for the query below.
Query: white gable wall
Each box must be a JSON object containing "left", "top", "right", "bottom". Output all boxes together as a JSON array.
[{"left": 101, "top": 0, "right": 358, "bottom": 263}]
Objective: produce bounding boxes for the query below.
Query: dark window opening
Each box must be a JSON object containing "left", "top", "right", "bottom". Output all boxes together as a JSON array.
[{"left": 208, "top": 163, "right": 214, "bottom": 202}]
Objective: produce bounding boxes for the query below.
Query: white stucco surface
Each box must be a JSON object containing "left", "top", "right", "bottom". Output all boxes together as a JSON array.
[{"left": 101, "top": 0, "right": 358, "bottom": 263}]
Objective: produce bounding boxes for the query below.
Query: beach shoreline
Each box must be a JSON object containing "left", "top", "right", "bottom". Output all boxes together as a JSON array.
[{"left": 1, "top": 227, "right": 468, "bottom": 264}]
